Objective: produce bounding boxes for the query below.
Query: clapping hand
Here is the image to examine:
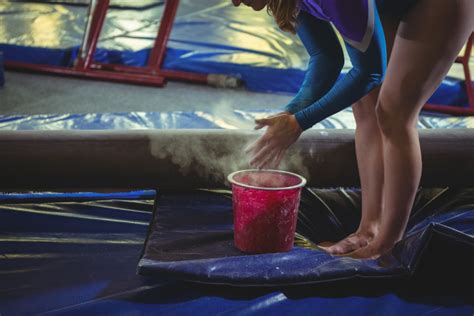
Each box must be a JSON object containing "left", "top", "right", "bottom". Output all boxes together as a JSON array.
[{"left": 246, "top": 112, "right": 302, "bottom": 169}]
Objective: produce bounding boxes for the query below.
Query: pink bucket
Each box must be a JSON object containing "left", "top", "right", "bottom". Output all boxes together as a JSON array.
[{"left": 227, "top": 169, "right": 307, "bottom": 254}]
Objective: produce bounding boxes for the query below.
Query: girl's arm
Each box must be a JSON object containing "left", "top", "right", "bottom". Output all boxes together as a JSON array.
[
  {"left": 294, "top": 4, "right": 387, "bottom": 130},
  {"left": 284, "top": 11, "right": 344, "bottom": 114}
]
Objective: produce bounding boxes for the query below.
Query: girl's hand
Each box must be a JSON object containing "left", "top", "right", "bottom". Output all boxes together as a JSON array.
[{"left": 246, "top": 112, "right": 302, "bottom": 169}]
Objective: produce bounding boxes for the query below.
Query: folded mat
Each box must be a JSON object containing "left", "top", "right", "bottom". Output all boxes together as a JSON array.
[{"left": 138, "top": 188, "right": 474, "bottom": 286}]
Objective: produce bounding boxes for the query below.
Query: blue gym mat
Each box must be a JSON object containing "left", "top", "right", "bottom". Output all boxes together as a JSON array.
[{"left": 0, "top": 188, "right": 472, "bottom": 315}]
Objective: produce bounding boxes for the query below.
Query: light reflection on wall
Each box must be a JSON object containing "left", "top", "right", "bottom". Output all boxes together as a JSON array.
[
  {"left": 0, "top": 4, "right": 8, "bottom": 43},
  {"left": 30, "top": 7, "right": 63, "bottom": 47},
  {"left": 219, "top": 4, "right": 301, "bottom": 68},
  {"left": 0, "top": 3, "right": 85, "bottom": 48},
  {"left": 170, "top": 2, "right": 308, "bottom": 69},
  {"left": 98, "top": 8, "right": 162, "bottom": 51}
]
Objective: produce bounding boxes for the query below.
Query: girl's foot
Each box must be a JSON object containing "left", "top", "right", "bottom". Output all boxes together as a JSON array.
[
  {"left": 321, "top": 228, "right": 377, "bottom": 255},
  {"left": 348, "top": 238, "right": 395, "bottom": 260}
]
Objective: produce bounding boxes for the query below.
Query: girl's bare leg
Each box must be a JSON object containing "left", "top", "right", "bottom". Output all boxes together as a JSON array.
[
  {"left": 325, "top": 16, "right": 400, "bottom": 255},
  {"left": 351, "top": 0, "right": 474, "bottom": 259}
]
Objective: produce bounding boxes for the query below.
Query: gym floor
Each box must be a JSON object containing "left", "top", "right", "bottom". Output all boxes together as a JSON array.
[{"left": 0, "top": 71, "right": 291, "bottom": 115}]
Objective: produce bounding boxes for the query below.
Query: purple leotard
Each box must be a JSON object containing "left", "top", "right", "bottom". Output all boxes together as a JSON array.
[
  {"left": 299, "top": 0, "right": 375, "bottom": 52},
  {"left": 299, "top": 0, "right": 419, "bottom": 51},
  {"left": 300, "top": 0, "right": 369, "bottom": 41}
]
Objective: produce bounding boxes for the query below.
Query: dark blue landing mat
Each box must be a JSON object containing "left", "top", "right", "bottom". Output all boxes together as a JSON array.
[
  {"left": 0, "top": 0, "right": 471, "bottom": 104},
  {"left": 0, "top": 189, "right": 473, "bottom": 315},
  {"left": 139, "top": 188, "right": 474, "bottom": 287}
]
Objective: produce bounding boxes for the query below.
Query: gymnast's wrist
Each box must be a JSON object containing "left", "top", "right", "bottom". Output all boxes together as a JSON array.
[
  {"left": 293, "top": 111, "right": 311, "bottom": 131},
  {"left": 283, "top": 103, "right": 299, "bottom": 114}
]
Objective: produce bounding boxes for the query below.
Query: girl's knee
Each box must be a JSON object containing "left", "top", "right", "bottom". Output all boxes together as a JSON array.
[
  {"left": 375, "top": 95, "right": 417, "bottom": 138},
  {"left": 353, "top": 104, "right": 379, "bottom": 131},
  {"left": 353, "top": 101, "right": 372, "bottom": 119},
  {"left": 352, "top": 89, "right": 380, "bottom": 127}
]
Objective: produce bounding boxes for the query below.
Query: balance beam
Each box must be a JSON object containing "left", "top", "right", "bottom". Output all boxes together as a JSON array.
[{"left": 1, "top": 129, "right": 472, "bottom": 190}]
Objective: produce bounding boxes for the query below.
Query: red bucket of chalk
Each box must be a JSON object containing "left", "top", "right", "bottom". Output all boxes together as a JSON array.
[{"left": 227, "top": 169, "right": 307, "bottom": 254}]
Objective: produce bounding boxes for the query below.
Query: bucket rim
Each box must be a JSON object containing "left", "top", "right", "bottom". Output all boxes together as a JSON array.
[{"left": 227, "top": 169, "right": 307, "bottom": 191}]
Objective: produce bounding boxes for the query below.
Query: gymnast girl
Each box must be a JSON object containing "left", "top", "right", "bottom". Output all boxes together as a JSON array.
[{"left": 232, "top": 0, "right": 474, "bottom": 259}]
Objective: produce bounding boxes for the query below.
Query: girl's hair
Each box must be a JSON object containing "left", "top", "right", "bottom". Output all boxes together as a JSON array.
[{"left": 267, "top": 0, "right": 299, "bottom": 33}]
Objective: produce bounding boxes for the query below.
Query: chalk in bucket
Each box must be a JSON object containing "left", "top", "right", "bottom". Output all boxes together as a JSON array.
[{"left": 227, "top": 169, "right": 307, "bottom": 254}]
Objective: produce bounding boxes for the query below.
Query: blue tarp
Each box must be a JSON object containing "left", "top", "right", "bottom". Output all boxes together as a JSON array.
[
  {"left": 0, "top": 189, "right": 473, "bottom": 315},
  {"left": 0, "top": 0, "right": 471, "bottom": 104},
  {"left": 1, "top": 110, "right": 473, "bottom": 131}
]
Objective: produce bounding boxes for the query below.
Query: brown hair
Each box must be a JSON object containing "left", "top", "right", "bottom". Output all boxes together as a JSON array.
[{"left": 267, "top": 0, "right": 299, "bottom": 33}]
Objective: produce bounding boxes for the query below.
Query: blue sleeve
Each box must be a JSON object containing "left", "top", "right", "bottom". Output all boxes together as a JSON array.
[
  {"left": 284, "top": 11, "right": 344, "bottom": 114},
  {"left": 294, "top": 5, "right": 387, "bottom": 130}
]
